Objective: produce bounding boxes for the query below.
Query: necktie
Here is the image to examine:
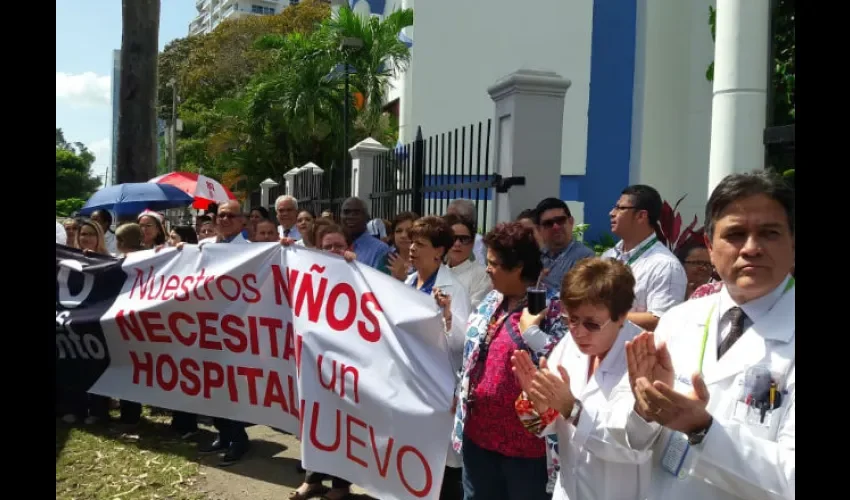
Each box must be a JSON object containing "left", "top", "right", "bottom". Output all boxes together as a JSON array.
[
  {"left": 284, "top": 228, "right": 290, "bottom": 237},
  {"left": 718, "top": 306, "right": 747, "bottom": 359}
]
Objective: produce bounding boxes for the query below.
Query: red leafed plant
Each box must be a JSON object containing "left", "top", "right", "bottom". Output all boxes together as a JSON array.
[{"left": 656, "top": 194, "right": 705, "bottom": 251}]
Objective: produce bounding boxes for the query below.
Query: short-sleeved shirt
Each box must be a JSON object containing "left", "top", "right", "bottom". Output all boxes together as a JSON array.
[{"left": 602, "top": 234, "right": 688, "bottom": 316}]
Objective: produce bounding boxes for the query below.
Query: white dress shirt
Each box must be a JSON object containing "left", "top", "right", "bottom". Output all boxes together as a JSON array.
[
  {"left": 278, "top": 224, "right": 301, "bottom": 240},
  {"left": 472, "top": 233, "right": 486, "bottom": 267},
  {"left": 602, "top": 234, "right": 687, "bottom": 317},
  {"left": 447, "top": 258, "right": 492, "bottom": 310}
]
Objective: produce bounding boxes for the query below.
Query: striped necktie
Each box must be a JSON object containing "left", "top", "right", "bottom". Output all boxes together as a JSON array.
[{"left": 718, "top": 306, "right": 747, "bottom": 359}]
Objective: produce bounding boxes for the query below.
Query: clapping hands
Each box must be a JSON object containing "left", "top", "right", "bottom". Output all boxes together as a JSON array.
[
  {"left": 625, "top": 331, "right": 712, "bottom": 433},
  {"left": 511, "top": 350, "right": 575, "bottom": 416}
]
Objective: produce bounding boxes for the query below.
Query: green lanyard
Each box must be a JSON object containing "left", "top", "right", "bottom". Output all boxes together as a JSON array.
[
  {"left": 624, "top": 237, "right": 658, "bottom": 266},
  {"left": 697, "top": 276, "right": 795, "bottom": 372}
]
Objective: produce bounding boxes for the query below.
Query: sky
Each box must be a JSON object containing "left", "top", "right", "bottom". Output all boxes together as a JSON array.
[{"left": 56, "top": 0, "right": 198, "bottom": 183}]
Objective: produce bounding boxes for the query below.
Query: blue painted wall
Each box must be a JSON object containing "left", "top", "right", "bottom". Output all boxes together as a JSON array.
[{"left": 561, "top": 0, "right": 638, "bottom": 243}]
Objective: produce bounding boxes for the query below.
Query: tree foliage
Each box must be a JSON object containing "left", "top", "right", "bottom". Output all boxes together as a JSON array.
[
  {"left": 706, "top": 1, "right": 795, "bottom": 124},
  {"left": 157, "top": 1, "right": 413, "bottom": 191},
  {"left": 56, "top": 128, "right": 101, "bottom": 201},
  {"left": 56, "top": 198, "right": 86, "bottom": 217}
]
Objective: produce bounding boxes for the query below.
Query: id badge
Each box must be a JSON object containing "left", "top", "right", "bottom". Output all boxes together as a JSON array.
[{"left": 660, "top": 432, "right": 690, "bottom": 479}]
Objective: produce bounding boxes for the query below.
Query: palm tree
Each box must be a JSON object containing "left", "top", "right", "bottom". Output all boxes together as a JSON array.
[
  {"left": 253, "top": 31, "right": 345, "bottom": 161},
  {"left": 322, "top": 6, "right": 413, "bottom": 135},
  {"left": 117, "top": 0, "right": 161, "bottom": 183}
]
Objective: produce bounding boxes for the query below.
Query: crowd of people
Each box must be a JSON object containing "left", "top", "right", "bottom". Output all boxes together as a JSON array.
[{"left": 56, "top": 169, "right": 795, "bottom": 500}]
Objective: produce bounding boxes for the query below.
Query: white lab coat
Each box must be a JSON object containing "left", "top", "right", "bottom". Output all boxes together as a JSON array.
[
  {"left": 447, "top": 258, "right": 492, "bottom": 310},
  {"left": 56, "top": 221, "right": 67, "bottom": 245},
  {"left": 540, "top": 321, "right": 657, "bottom": 500},
  {"left": 199, "top": 232, "right": 250, "bottom": 246},
  {"left": 405, "top": 264, "right": 471, "bottom": 468},
  {"left": 645, "top": 279, "right": 795, "bottom": 500}
]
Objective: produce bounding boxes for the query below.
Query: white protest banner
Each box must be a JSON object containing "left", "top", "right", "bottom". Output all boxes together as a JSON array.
[{"left": 56, "top": 242, "right": 457, "bottom": 500}]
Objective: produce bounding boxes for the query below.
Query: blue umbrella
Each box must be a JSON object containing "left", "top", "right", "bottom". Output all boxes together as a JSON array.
[{"left": 79, "top": 183, "right": 195, "bottom": 217}]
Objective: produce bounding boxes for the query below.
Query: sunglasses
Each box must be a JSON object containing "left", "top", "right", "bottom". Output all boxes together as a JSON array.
[
  {"left": 453, "top": 234, "right": 473, "bottom": 245},
  {"left": 540, "top": 215, "right": 569, "bottom": 229},
  {"left": 560, "top": 314, "right": 611, "bottom": 333}
]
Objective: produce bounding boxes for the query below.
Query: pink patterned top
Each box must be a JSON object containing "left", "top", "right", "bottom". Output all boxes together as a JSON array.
[
  {"left": 690, "top": 281, "right": 723, "bottom": 299},
  {"left": 463, "top": 311, "right": 547, "bottom": 459}
]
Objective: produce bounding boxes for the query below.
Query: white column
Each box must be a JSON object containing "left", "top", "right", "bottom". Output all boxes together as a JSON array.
[
  {"left": 707, "top": 0, "right": 771, "bottom": 195},
  {"left": 283, "top": 168, "right": 301, "bottom": 197},
  {"left": 349, "top": 138, "right": 389, "bottom": 202},
  {"left": 398, "top": 0, "right": 415, "bottom": 143},
  {"left": 259, "top": 178, "right": 279, "bottom": 210},
  {"left": 488, "top": 69, "right": 571, "bottom": 223}
]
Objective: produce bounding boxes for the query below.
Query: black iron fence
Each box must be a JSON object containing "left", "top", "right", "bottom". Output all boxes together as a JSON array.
[
  {"left": 289, "top": 165, "right": 349, "bottom": 219},
  {"left": 372, "top": 120, "right": 509, "bottom": 234}
]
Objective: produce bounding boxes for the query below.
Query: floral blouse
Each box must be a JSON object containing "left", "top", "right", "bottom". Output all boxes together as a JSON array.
[
  {"left": 451, "top": 289, "right": 566, "bottom": 491},
  {"left": 690, "top": 280, "right": 723, "bottom": 299}
]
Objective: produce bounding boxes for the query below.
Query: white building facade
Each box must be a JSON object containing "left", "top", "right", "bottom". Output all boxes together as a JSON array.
[
  {"left": 190, "top": 0, "right": 296, "bottom": 36},
  {"left": 350, "top": 0, "right": 726, "bottom": 242}
]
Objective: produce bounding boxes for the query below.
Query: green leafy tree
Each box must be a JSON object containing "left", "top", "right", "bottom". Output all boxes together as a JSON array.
[
  {"left": 56, "top": 134, "right": 101, "bottom": 200},
  {"left": 179, "top": 0, "right": 331, "bottom": 108},
  {"left": 156, "top": 1, "right": 412, "bottom": 193},
  {"left": 56, "top": 198, "right": 86, "bottom": 217}
]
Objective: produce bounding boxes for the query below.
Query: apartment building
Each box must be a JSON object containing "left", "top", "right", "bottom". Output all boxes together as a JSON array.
[{"left": 189, "top": 0, "right": 301, "bottom": 36}]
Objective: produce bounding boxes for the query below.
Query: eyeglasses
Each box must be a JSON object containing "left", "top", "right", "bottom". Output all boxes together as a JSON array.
[
  {"left": 540, "top": 215, "right": 568, "bottom": 229},
  {"left": 684, "top": 260, "right": 712, "bottom": 271},
  {"left": 612, "top": 205, "right": 637, "bottom": 212},
  {"left": 217, "top": 213, "right": 241, "bottom": 219},
  {"left": 322, "top": 243, "right": 348, "bottom": 252},
  {"left": 560, "top": 314, "right": 611, "bottom": 333},
  {"left": 453, "top": 234, "right": 473, "bottom": 245}
]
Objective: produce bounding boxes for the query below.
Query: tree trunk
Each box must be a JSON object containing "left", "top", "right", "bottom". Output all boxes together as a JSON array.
[{"left": 116, "top": 0, "right": 161, "bottom": 184}]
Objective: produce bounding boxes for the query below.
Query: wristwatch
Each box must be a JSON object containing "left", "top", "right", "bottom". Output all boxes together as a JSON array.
[
  {"left": 687, "top": 417, "right": 713, "bottom": 445},
  {"left": 567, "top": 399, "right": 583, "bottom": 424}
]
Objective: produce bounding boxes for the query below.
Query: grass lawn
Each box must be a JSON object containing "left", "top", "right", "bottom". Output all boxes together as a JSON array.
[{"left": 56, "top": 410, "right": 205, "bottom": 500}]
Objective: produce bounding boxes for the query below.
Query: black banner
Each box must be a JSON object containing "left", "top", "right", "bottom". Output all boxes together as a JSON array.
[{"left": 55, "top": 245, "right": 126, "bottom": 393}]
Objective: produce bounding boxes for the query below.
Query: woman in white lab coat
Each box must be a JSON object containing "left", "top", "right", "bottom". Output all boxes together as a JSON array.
[
  {"left": 512, "top": 257, "right": 660, "bottom": 500},
  {"left": 403, "top": 216, "right": 471, "bottom": 500}
]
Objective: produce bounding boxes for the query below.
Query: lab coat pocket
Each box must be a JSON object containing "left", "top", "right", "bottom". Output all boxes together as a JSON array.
[{"left": 729, "top": 400, "right": 781, "bottom": 441}]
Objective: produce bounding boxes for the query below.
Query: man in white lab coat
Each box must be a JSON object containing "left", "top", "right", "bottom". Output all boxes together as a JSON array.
[{"left": 625, "top": 170, "right": 795, "bottom": 500}]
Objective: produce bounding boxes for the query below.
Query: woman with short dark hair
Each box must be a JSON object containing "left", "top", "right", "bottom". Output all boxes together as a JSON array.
[
  {"left": 444, "top": 213, "right": 492, "bottom": 309},
  {"left": 452, "top": 222, "right": 561, "bottom": 500},
  {"left": 387, "top": 211, "right": 419, "bottom": 280},
  {"left": 511, "top": 257, "right": 656, "bottom": 500},
  {"left": 401, "top": 216, "right": 471, "bottom": 500}
]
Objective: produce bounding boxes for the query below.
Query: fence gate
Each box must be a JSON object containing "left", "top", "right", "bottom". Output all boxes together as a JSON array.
[{"left": 372, "top": 120, "right": 523, "bottom": 234}]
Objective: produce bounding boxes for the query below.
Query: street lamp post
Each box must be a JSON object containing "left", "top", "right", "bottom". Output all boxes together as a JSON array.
[
  {"left": 339, "top": 37, "right": 363, "bottom": 197},
  {"left": 166, "top": 78, "right": 179, "bottom": 172}
]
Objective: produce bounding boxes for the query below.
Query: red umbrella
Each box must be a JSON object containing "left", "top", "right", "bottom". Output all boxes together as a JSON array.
[{"left": 148, "top": 172, "right": 236, "bottom": 210}]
